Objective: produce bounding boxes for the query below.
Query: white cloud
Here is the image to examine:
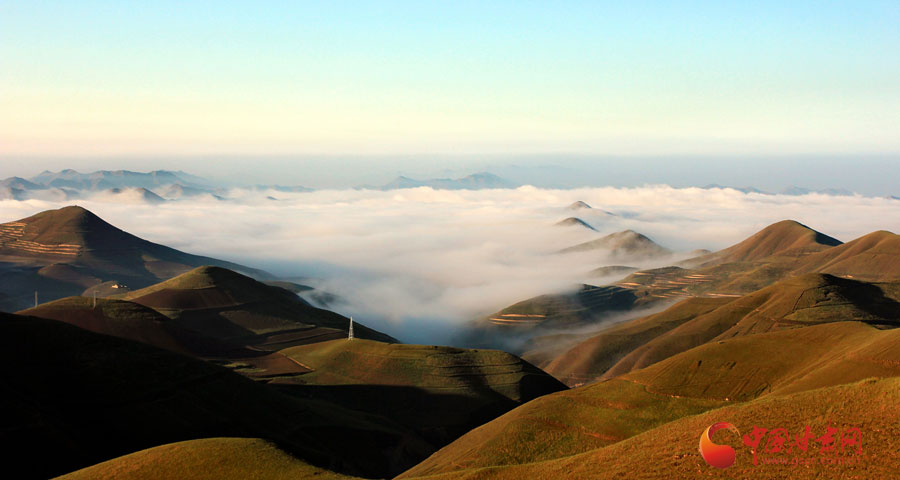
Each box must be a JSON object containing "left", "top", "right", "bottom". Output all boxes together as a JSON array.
[{"left": 2, "top": 186, "right": 899, "bottom": 344}]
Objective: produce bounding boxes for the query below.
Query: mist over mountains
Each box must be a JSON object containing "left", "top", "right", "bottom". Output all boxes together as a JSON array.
[{"left": 3, "top": 172, "right": 899, "bottom": 345}]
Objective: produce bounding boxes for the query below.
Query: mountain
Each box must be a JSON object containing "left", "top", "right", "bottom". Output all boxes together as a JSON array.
[
  {"left": 121, "top": 266, "right": 395, "bottom": 350},
  {"left": 684, "top": 220, "right": 842, "bottom": 267},
  {"left": 567, "top": 200, "right": 592, "bottom": 210},
  {"left": 554, "top": 217, "right": 596, "bottom": 231},
  {"left": 58, "top": 438, "right": 361, "bottom": 480},
  {"left": 701, "top": 184, "right": 768, "bottom": 194},
  {"left": 598, "top": 273, "right": 900, "bottom": 382},
  {"left": 588, "top": 265, "right": 638, "bottom": 278},
  {"left": 559, "top": 230, "right": 672, "bottom": 259},
  {"left": 156, "top": 183, "right": 224, "bottom": 200},
  {"left": 363, "top": 172, "right": 517, "bottom": 191},
  {"left": 398, "top": 320, "right": 900, "bottom": 479},
  {"left": 542, "top": 296, "right": 734, "bottom": 386},
  {"left": 103, "top": 187, "right": 167, "bottom": 204},
  {"left": 29, "top": 169, "right": 201, "bottom": 191},
  {"left": 0, "top": 206, "right": 267, "bottom": 311},
  {"left": 273, "top": 339, "right": 566, "bottom": 447},
  {"left": 781, "top": 185, "right": 854, "bottom": 196},
  {"left": 458, "top": 284, "right": 651, "bottom": 354},
  {"left": 0, "top": 312, "right": 431, "bottom": 479},
  {"left": 398, "top": 375, "right": 900, "bottom": 479}
]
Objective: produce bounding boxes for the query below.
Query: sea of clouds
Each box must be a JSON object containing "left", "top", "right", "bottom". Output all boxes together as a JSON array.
[{"left": 2, "top": 185, "right": 899, "bottom": 344}]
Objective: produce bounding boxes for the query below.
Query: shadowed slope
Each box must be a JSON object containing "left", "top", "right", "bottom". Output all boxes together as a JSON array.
[
  {"left": 685, "top": 220, "right": 842, "bottom": 267},
  {"left": 602, "top": 273, "right": 900, "bottom": 380},
  {"left": 56, "top": 438, "right": 361, "bottom": 480},
  {"left": 559, "top": 230, "right": 671, "bottom": 259},
  {"left": 18, "top": 296, "right": 192, "bottom": 355},
  {"left": 544, "top": 296, "right": 734, "bottom": 386},
  {"left": 794, "top": 229, "right": 900, "bottom": 281},
  {"left": 0, "top": 312, "right": 431, "bottom": 479},
  {"left": 276, "top": 339, "right": 566, "bottom": 446},
  {"left": 0, "top": 206, "right": 266, "bottom": 311},
  {"left": 554, "top": 217, "right": 597, "bottom": 231},
  {"left": 400, "top": 377, "right": 900, "bottom": 479},
  {"left": 124, "top": 266, "right": 395, "bottom": 347},
  {"left": 399, "top": 321, "right": 900, "bottom": 478}
]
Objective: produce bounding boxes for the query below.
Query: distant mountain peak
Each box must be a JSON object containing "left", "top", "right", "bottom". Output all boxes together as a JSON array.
[
  {"left": 567, "top": 201, "right": 592, "bottom": 210},
  {"left": 555, "top": 217, "right": 597, "bottom": 231}
]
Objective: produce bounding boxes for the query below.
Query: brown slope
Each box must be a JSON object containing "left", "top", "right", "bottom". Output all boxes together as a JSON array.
[
  {"left": 559, "top": 230, "right": 671, "bottom": 259},
  {"left": 275, "top": 339, "right": 566, "bottom": 448},
  {"left": 400, "top": 376, "right": 900, "bottom": 479},
  {"left": 57, "top": 438, "right": 362, "bottom": 480},
  {"left": 124, "top": 265, "right": 395, "bottom": 347},
  {"left": 544, "top": 296, "right": 734, "bottom": 386},
  {"left": 685, "top": 219, "right": 842, "bottom": 267},
  {"left": 602, "top": 273, "right": 900, "bottom": 380},
  {"left": 399, "top": 321, "right": 900, "bottom": 478},
  {"left": 0, "top": 206, "right": 267, "bottom": 311},
  {"left": 0, "top": 312, "right": 431, "bottom": 480},
  {"left": 17, "top": 296, "right": 192, "bottom": 355},
  {"left": 793, "top": 229, "right": 900, "bottom": 281}
]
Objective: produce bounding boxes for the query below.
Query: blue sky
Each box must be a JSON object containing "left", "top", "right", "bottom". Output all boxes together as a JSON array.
[{"left": 1, "top": 1, "right": 899, "bottom": 156}]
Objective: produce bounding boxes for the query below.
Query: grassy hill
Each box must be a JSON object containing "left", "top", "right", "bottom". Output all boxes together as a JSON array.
[
  {"left": 56, "top": 438, "right": 361, "bottom": 480},
  {"left": 0, "top": 206, "right": 266, "bottom": 311},
  {"left": 685, "top": 220, "right": 842, "bottom": 267},
  {"left": 0, "top": 312, "right": 432, "bottom": 479},
  {"left": 124, "top": 266, "right": 395, "bottom": 348},
  {"left": 399, "top": 376, "right": 900, "bottom": 479},
  {"left": 18, "top": 296, "right": 192, "bottom": 355},
  {"left": 274, "top": 339, "right": 566, "bottom": 446},
  {"left": 601, "top": 273, "right": 900, "bottom": 381},
  {"left": 544, "top": 296, "right": 734, "bottom": 386},
  {"left": 398, "top": 320, "right": 900, "bottom": 478},
  {"left": 559, "top": 230, "right": 671, "bottom": 260}
]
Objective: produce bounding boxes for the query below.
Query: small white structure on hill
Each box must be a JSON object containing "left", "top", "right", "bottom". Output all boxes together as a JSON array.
[{"left": 348, "top": 317, "right": 354, "bottom": 341}]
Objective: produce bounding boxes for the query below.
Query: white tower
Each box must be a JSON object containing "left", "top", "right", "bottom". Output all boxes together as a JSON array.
[{"left": 348, "top": 316, "right": 354, "bottom": 340}]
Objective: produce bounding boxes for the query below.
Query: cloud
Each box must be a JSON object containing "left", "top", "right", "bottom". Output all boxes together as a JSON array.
[{"left": 2, "top": 185, "right": 899, "bottom": 344}]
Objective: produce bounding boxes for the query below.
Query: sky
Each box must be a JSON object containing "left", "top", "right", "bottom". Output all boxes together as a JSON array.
[{"left": 2, "top": 1, "right": 899, "bottom": 157}]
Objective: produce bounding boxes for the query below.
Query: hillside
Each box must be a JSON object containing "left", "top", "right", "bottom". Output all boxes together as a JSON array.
[
  {"left": 460, "top": 284, "right": 654, "bottom": 353},
  {"left": 398, "top": 321, "right": 900, "bottom": 478},
  {"left": 0, "top": 206, "right": 266, "bottom": 311},
  {"left": 123, "top": 266, "right": 395, "bottom": 350},
  {"left": 56, "top": 438, "right": 361, "bottom": 480},
  {"left": 559, "top": 230, "right": 671, "bottom": 260},
  {"left": 601, "top": 273, "right": 900, "bottom": 380},
  {"left": 685, "top": 220, "right": 842, "bottom": 267},
  {"left": 0, "top": 312, "right": 431, "bottom": 479},
  {"left": 274, "top": 339, "right": 566, "bottom": 446},
  {"left": 17, "top": 296, "right": 192, "bottom": 355},
  {"left": 554, "top": 217, "right": 596, "bottom": 231},
  {"left": 543, "top": 296, "right": 734, "bottom": 386},
  {"left": 399, "top": 376, "right": 900, "bottom": 479}
]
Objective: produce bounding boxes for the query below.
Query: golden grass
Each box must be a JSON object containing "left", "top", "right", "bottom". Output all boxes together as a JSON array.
[{"left": 55, "top": 438, "right": 361, "bottom": 480}]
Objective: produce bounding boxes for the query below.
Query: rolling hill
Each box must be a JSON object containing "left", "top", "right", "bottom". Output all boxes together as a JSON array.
[
  {"left": 122, "top": 266, "right": 394, "bottom": 349},
  {"left": 0, "top": 205, "right": 267, "bottom": 311},
  {"left": 543, "top": 296, "right": 735, "bottom": 386},
  {"left": 554, "top": 217, "right": 596, "bottom": 231},
  {"left": 0, "top": 312, "right": 432, "bottom": 479},
  {"left": 600, "top": 273, "right": 900, "bottom": 381},
  {"left": 398, "top": 320, "right": 900, "bottom": 478},
  {"left": 273, "top": 339, "right": 566, "bottom": 446},
  {"left": 56, "top": 438, "right": 361, "bottom": 480},
  {"left": 398, "top": 376, "right": 900, "bottom": 479},
  {"left": 559, "top": 230, "right": 671, "bottom": 260}
]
